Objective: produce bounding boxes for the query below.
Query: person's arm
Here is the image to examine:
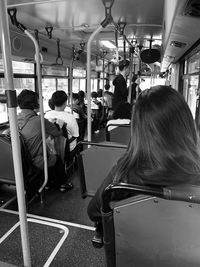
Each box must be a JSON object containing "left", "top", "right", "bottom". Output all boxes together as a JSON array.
[
  {"left": 87, "top": 164, "right": 117, "bottom": 223},
  {"left": 44, "top": 118, "right": 62, "bottom": 137}
]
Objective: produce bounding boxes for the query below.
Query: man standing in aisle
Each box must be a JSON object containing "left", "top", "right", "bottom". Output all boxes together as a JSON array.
[{"left": 112, "top": 59, "right": 130, "bottom": 111}]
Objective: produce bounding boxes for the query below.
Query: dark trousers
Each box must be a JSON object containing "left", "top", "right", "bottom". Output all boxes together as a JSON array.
[{"left": 48, "top": 156, "right": 67, "bottom": 186}]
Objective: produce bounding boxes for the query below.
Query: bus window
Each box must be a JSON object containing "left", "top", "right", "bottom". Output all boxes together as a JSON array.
[
  {"left": 57, "top": 78, "right": 68, "bottom": 93},
  {"left": 14, "top": 78, "right": 35, "bottom": 93},
  {"left": 42, "top": 78, "right": 56, "bottom": 112},
  {"left": 183, "top": 78, "right": 189, "bottom": 101},
  {"left": 0, "top": 100, "right": 8, "bottom": 124},
  {"left": 80, "top": 79, "right": 86, "bottom": 92},
  {"left": 91, "top": 79, "right": 98, "bottom": 92},
  {"left": 188, "top": 75, "right": 199, "bottom": 119},
  {"left": 12, "top": 61, "right": 34, "bottom": 74},
  {"left": 72, "top": 78, "right": 86, "bottom": 93},
  {"left": 72, "top": 79, "right": 80, "bottom": 93}
]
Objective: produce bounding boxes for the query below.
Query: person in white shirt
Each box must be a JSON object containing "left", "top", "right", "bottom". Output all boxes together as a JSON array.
[{"left": 45, "top": 90, "right": 79, "bottom": 152}]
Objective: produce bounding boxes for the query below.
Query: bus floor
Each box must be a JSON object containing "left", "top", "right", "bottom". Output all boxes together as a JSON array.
[{"left": 0, "top": 170, "right": 105, "bottom": 267}]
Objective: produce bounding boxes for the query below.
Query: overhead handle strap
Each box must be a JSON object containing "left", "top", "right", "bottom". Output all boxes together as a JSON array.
[
  {"left": 101, "top": 0, "right": 114, "bottom": 27},
  {"left": 56, "top": 38, "right": 63, "bottom": 65},
  {"left": 45, "top": 26, "right": 53, "bottom": 39},
  {"left": 8, "top": 8, "right": 26, "bottom": 32},
  {"left": 34, "top": 29, "right": 41, "bottom": 50}
]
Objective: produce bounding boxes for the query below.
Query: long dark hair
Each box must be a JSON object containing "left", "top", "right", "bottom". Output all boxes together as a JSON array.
[{"left": 114, "top": 85, "right": 200, "bottom": 185}]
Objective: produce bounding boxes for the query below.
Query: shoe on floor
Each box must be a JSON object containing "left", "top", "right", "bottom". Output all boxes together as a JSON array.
[
  {"left": 59, "top": 182, "right": 73, "bottom": 192},
  {"left": 91, "top": 232, "right": 104, "bottom": 248}
]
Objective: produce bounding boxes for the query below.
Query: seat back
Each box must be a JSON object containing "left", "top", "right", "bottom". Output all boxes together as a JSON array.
[
  {"left": 0, "top": 133, "right": 42, "bottom": 201},
  {"left": 77, "top": 142, "right": 127, "bottom": 198},
  {"left": 0, "top": 134, "right": 15, "bottom": 184},
  {"left": 112, "top": 186, "right": 200, "bottom": 267},
  {"left": 106, "top": 124, "right": 131, "bottom": 145}
]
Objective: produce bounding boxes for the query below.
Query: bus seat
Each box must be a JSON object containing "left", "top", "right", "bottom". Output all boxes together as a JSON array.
[
  {"left": 54, "top": 134, "right": 77, "bottom": 176},
  {"left": 77, "top": 142, "right": 127, "bottom": 198},
  {"left": 0, "top": 134, "right": 42, "bottom": 202},
  {"left": 0, "top": 134, "right": 15, "bottom": 184},
  {"left": 102, "top": 183, "right": 200, "bottom": 267},
  {"left": 106, "top": 124, "right": 131, "bottom": 145}
]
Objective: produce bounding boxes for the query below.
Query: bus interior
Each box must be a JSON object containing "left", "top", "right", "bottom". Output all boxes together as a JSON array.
[{"left": 0, "top": 0, "right": 200, "bottom": 266}]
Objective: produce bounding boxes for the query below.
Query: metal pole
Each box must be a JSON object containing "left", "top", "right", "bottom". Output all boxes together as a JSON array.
[
  {"left": 128, "top": 52, "right": 133, "bottom": 103},
  {"left": 24, "top": 30, "right": 48, "bottom": 194},
  {"left": 102, "top": 55, "right": 105, "bottom": 108},
  {"left": 0, "top": 1, "right": 31, "bottom": 266},
  {"left": 115, "top": 29, "right": 119, "bottom": 74},
  {"left": 86, "top": 25, "right": 103, "bottom": 142},
  {"left": 69, "top": 59, "right": 74, "bottom": 114}
]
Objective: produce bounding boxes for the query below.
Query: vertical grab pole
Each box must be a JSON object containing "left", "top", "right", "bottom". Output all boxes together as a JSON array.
[
  {"left": 24, "top": 30, "right": 48, "bottom": 193},
  {"left": 86, "top": 26, "right": 103, "bottom": 142},
  {"left": 102, "top": 50, "right": 106, "bottom": 112},
  {"left": 69, "top": 58, "right": 74, "bottom": 114},
  {"left": 115, "top": 29, "right": 119, "bottom": 74},
  {"left": 87, "top": 0, "right": 114, "bottom": 141},
  {"left": 128, "top": 52, "right": 133, "bottom": 103},
  {"left": 0, "top": 1, "right": 31, "bottom": 266},
  {"left": 128, "top": 46, "right": 134, "bottom": 104}
]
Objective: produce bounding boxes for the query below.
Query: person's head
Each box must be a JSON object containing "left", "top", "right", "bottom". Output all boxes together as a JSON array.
[
  {"left": 97, "top": 89, "right": 103, "bottom": 98},
  {"left": 78, "top": 90, "right": 85, "bottom": 101},
  {"left": 50, "top": 90, "right": 68, "bottom": 109},
  {"left": 91, "top": 91, "right": 98, "bottom": 99},
  {"left": 114, "top": 85, "right": 200, "bottom": 184},
  {"left": 105, "top": 84, "right": 110, "bottom": 91},
  {"left": 18, "top": 89, "right": 39, "bottom": 110},
  {"left": 72, "top": 93, "right": 79, "bottom": 104},
  {"left": 113, "top": 102, "right": 132, "bottom": 120},
  {"left": 119, "top": 59, "right": 130, "bottom": 76}
]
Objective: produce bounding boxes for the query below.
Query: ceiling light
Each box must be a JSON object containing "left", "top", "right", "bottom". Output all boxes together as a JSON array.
[
  {"left": 101, "top": 40, "right": 116, "bottom": 49},
  {"left": 81, "top": 23, "right": 89, "bottom": 28},
  {"left": 170, "top": 41, "right": 186, "bottom": 48}
]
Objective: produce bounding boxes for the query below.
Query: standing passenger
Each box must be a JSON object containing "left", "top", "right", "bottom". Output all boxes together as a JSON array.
[{"left": 112, "top": 59, "right": 130, "bottom": 111}]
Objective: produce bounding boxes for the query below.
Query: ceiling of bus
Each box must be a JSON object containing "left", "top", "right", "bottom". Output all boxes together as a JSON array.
[
  {"left": 4, "top": 0, "right": 200, "bottom": 73},
  {"left": 5, "top": 0, "right": 164, "bottom": 68}
]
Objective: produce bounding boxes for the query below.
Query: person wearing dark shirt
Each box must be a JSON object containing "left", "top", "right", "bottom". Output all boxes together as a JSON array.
[
  {"left": 17, "top": 89, "right": 72, "bottom": 192},
  {"left": 72, "top": 93, "right": 87, "bottom": 140},
  {"left": 87, "top": 85, "right": 200, "bottom": 241},
  {"left": 112, "top": 59, "right": 130, "bottom": 111}
]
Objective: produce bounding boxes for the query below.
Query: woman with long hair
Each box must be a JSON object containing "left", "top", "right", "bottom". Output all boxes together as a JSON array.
[{"left": 87, "top": 85, "right": 200, "bottom": 238}]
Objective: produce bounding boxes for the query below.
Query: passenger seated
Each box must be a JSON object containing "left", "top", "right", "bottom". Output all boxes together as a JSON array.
[
  {"left": 91, "top": 91, "right": 102, "bottom": 133},
  {"left": 72, "top": 93, "right": 87, "bottom": 141},
  {"left": 45, "top": 90, "right": 79, "bottom": 153},
  {"left": 87, "top": 85, "right": 200, "bottom": 244},
  {"left": 78, "top": 90, "right": 87, "bottom": 114},
  {"left": 104, "top": 83, "right": 113, "bottom": 119},
  {"left": 106, "top": 101, "right": 131, "bottom": 131},
  {"left": 17, "top": 89, "right": 72, "bottom": 192}
]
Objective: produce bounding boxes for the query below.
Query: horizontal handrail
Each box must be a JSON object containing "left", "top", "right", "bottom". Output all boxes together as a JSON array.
[{"left": 102, "top": 182, "right": 200, "bottom": 213}]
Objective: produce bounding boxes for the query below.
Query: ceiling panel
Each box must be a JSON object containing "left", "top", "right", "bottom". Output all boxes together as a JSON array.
[{"left": 6, "top": 0, "right": 164, "bottom": 64}]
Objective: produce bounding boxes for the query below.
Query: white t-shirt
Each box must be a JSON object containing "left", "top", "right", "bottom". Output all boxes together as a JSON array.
[
  {"left": 45, "top": 110, "right": 79, "bottom": 151},
  {"left": 64, "top": 106, "right": 79, "bottom": 119},
  {"left": 106, "top": 119, "right": 130, "bottom": 131}
]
